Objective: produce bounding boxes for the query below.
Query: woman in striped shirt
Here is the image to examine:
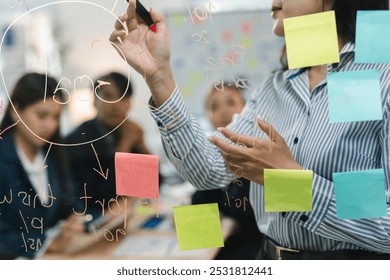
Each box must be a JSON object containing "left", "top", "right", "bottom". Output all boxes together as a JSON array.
[{"left": 110, "top": 0, "right": 390, "bottom": 259}]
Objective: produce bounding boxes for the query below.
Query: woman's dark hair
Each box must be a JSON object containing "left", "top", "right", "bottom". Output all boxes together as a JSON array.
[
  {"left": 1, "top": 72, "right": 64, "bottom": 137},
  {"left": 280, "top": 0, "right": 389, "bottom": 69},
  {"left": 93, "top": 71, "right": 133, "bottom": 99},
  {"left": 333, "top": 0, "right": 389, "bottom": 43}
]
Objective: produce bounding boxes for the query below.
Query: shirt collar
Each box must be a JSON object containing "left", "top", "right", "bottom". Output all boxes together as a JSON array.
[
  {"left": 15, "top": 144, "right": 45, "bottom": 173},
  {"left": 339, "top": 41, "right": 355, "bottom": 56},
  {"left": 283, "top": 41, "right": 356, "bottom": 80},
  {"left": 284, "top": 67, "right": 308, "bottom": 81}
]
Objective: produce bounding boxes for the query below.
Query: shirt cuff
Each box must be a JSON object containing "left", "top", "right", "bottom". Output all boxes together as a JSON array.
[
  {"left": 284, "top": 172, "right": 334, "bottom": 232},
  {"left": 148, "top": 86, "right": 190, "bottom": 136}
]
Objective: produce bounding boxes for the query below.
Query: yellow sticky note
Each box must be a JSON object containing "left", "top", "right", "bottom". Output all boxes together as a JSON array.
[
  {"left": 264, "top": 169, "right": 313, "bottom": 212},
  {"left": 284, "top": 11, "right": 340, "bottom": 69},
  {"left": 173, "top": 203, "right": 224, "bottom": 251}
]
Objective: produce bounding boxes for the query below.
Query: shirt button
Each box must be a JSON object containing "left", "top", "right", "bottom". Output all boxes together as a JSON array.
[
  {"left": 300, "top": 215, "right": 309, "bottom": 222},
  {"left": 281, "top": 212, "right": 286, "bottom": 218},
  {"left": 293, "top": 137, "right": 299, "bottom": 144},
  {"left": 157, "top": 121, "right": 163, "bottom": 128}
]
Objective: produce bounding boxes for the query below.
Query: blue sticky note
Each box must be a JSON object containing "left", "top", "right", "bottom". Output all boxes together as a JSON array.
[
  {"left": 333, "top": 169, "right": 387, "bottom": 220},
  {"left": 327, "top": 70, "right": 383, "bottom": 123},
  {"left": 355, "top": 11, "right": 390, "bottom": 63}
]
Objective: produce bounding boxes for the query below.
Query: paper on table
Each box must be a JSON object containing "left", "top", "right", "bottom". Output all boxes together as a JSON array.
[
  {"left": 333, "top": 169, "right": 387, "bottom": 220},
  {"left": 113, "top": 235, "right": 176, "bottom": 258},
  {"left": 284, "top": 11, "right": 339, "bottom": 69},
  {"left": 264, "top": 169, "right": 313, "bottom": 212},
  {"left": 113, "top": 235, "right": 211, "bottom": 259},
  {"left": 115, "top": 152, "right": 159, "bottom": 199}
]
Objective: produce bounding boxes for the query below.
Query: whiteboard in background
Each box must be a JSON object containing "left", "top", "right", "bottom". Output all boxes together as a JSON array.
[{"left": 167, "top": 9, "right": 283, "bottom": 118}]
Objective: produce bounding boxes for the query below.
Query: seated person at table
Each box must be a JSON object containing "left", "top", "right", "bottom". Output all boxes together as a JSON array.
[
  {"left": 65, "top": 72, "right": 153, "bottom": 217},
  {"left": 191, "top": 82, "right": 263, "bottom": 259},
  {"left": 0, "top": 73, "right": 84, "bottom": 259}
]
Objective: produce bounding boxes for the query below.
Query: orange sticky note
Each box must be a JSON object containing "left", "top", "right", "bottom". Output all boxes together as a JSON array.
[{"left": 115, "top": 153, "right": 159, "bottom": 199}]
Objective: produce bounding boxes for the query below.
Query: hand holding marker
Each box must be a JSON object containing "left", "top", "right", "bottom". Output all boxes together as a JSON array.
[{"left": 126, "top": 0, "right": 157, "bottom": 32}]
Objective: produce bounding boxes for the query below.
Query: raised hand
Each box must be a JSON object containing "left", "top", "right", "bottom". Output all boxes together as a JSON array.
[
  {"left": 109, "top": 0, "right": 175, "bottom": 106},
  {"left": 209, "top": 119, "right": 302, "bottom": 185}
]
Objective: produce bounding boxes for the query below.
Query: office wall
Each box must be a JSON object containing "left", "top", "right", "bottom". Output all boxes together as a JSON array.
[
  {"left": 0, "top": 0, "right": 277, "bottom": 152},
  {"left": 167, "top": 9, "right": 282, "bottom": 120}
]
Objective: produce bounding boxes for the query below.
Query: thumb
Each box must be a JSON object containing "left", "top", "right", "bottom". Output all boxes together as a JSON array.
[
  {"left": 149, "top": 8, "right": 163, "bottom": 21},
  {"left": 149, "top": 8, "right": 165, "bottom": 27},
  {"left": 257, "top": 118, "right": 281, "bottom": 143}
]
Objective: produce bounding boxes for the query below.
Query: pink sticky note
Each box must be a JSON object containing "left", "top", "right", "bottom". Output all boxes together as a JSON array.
[{"left": 115, "top": 153, "right": 159, "bottom": 199}]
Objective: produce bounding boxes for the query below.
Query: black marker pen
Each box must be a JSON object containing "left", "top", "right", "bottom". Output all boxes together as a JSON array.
[{"left": 126, "top": 0, "right": 156, "bottom": 32}]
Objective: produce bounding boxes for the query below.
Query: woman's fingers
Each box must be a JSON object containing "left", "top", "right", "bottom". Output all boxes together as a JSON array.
[
  {"left": 209, "top": 137, "right": 256, "bottom": 179},
  {"left": 214, "top": 128, "right": 272, "bottom": 152},
  {"left": 126, "top": 0, "right": 140, "bottom": 31},
  {"left": 149, "top": 8, "right": 165, "bottom": 32},
  {"left": 209, "top": 136, "right": 253, "bottom": 167},
  {"left": 216, "top": 127, "right": 253, "bottom": 148},
  {"left": 114, "top": 14, "right": 128, "bottom": 32},
  {"left": 111, "top": 13, "right": 130, "bottom": 45},
  {"left": 257, "top": 118, "right": 284, "bottom": 143},
  {"left": 209, "top": 135, "right": 243, "bottom": 154},
  {"left": 109, "top": 29, "right": 127, "bottom": 45}
]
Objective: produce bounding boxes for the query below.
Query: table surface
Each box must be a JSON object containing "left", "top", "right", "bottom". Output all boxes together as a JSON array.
[{"left": 39, "top": 183, "right": 237, "bottom": 260}]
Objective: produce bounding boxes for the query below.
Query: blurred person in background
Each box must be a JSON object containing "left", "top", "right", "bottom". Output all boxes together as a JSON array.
[
  {"left": 109, "top": 0, "right": 390, "bottom": 259},
  {"left": 65, "top": 71, "right": 153, "bottom": 218},
  {"left": 0, "top": 72, "right": 84, "bottom": 259},
  {"left": 192, "top": 82, "right": 263, "bottom": 259}
]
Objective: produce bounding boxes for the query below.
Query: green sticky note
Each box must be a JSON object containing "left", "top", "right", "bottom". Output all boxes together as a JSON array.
[
  {"left": 355, "top": 11, "right": 390, "bottom": 63},
  {"left": 327, "top": 70, "right": 383, "bottom": 123},
  {"left": 173, "top": 203, "right": 224, "bottom": 251},
  {"left": 264, "top": 169, "right": 313, "bottom": 212},
  {"left": 333, "top": 169, "right": 387, "bottom": 220},
  {"left": 284, "top": 11, "right": 339, "bottom": 69}
]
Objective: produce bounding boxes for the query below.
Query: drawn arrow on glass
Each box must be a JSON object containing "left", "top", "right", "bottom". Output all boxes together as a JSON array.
[
  {"left": 0, "top": 120, "right": 20, "bottom": 140},
  {"left": 96, "top": 80, "right": 111, "bottom": 87},
  {"left": 40, "top": 143, "right": 52, "bottom": 170},
  {"left": 90, "top": 143, "right": 109, "bottom": 180}
]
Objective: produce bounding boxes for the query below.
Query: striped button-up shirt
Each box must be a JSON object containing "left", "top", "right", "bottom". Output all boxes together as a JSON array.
[{"left": 150, "top": 42, "right": 390, "bottom": 253}]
